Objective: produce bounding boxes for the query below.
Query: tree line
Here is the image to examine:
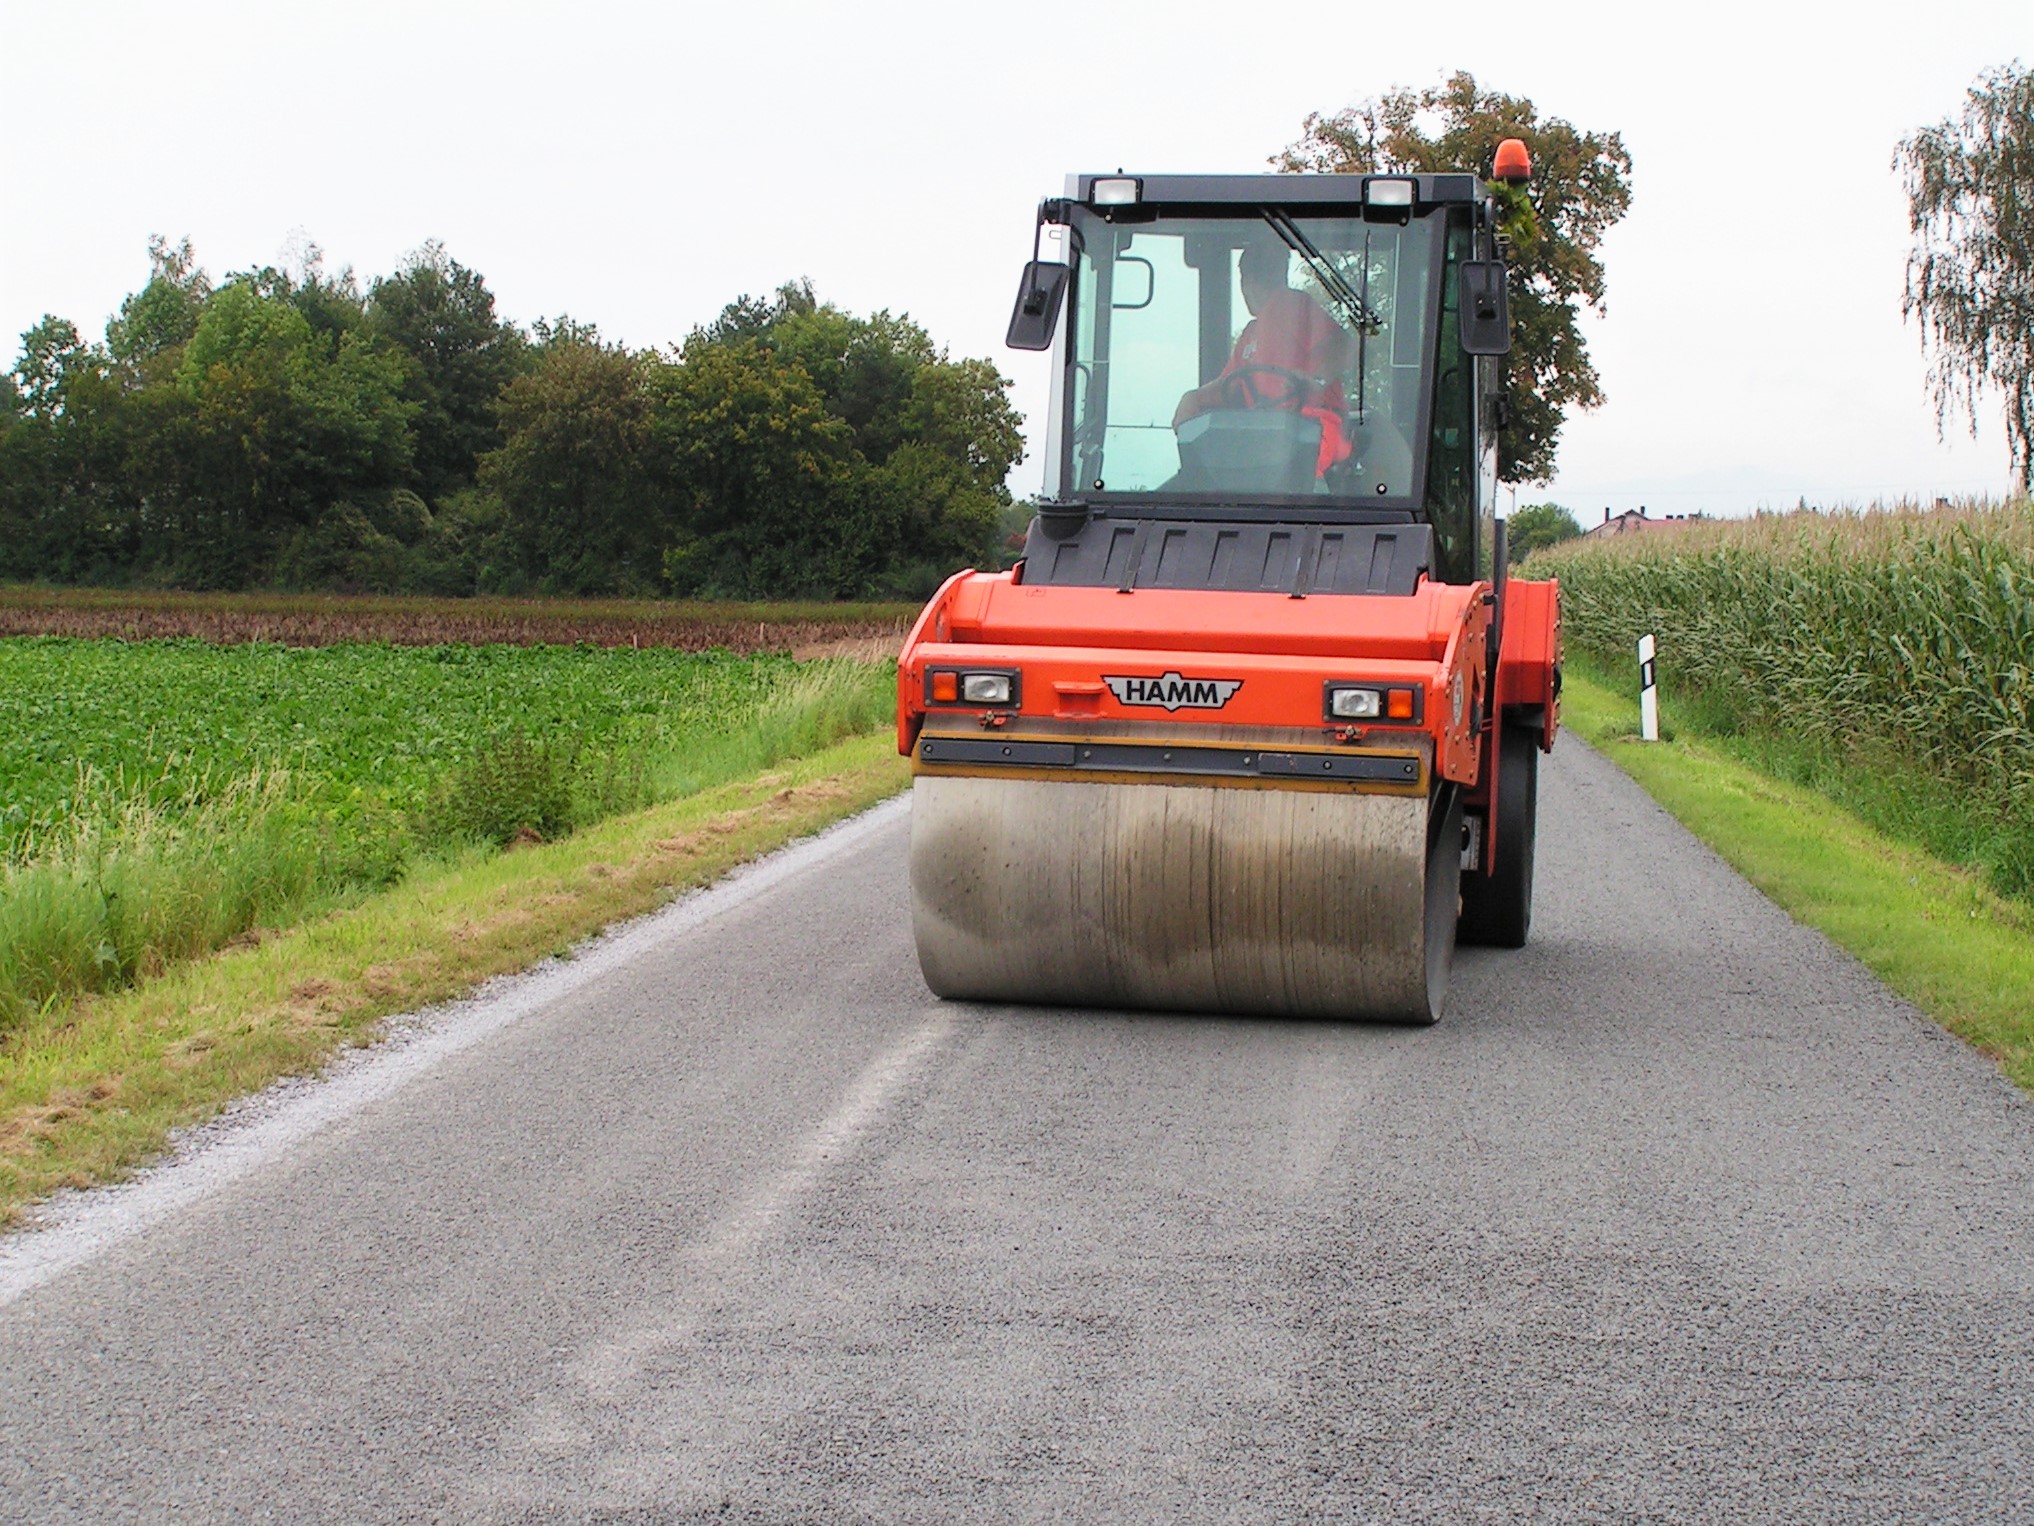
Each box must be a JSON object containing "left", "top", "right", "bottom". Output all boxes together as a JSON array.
[{"left": 0, "top": 242, "right": 1024, "bottom": 598}]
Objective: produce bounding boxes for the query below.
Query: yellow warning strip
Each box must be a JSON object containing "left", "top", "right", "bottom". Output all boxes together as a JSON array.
[{"left": 911, "top": 734, "right": 1430, "bottom": 797}]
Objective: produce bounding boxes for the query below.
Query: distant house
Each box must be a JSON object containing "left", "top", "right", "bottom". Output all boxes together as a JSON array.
[{"left": 1583, "top": 507, "right": 1706, "bottom": 539}]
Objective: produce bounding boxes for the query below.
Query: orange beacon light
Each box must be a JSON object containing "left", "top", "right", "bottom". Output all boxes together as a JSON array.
[{"left": 1493, "top": 138, "right": 1532, "bottom": 186}]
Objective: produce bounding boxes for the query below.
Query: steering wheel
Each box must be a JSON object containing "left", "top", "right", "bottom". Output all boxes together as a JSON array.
[{"left": 1217, "top": 365, "right": 1316, "bottom": 410}]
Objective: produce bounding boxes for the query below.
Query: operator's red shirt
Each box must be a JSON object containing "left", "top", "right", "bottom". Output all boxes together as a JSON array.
[{"left": 1222, "top": 289, "right": 1353, "bottom": 476}]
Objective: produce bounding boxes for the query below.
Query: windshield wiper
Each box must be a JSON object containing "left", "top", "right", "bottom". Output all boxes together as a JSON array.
[
  {"left": 1260, "top": 211, "right": 1382, "bottom": 334},
  {"left": 1261, "top": 210, "right": 1378, "bottom": 426}
]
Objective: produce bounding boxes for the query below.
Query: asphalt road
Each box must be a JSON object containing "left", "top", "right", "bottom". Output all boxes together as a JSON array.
[{"left": 3, "top": 739, "right": 2032, "bottom": 1524}]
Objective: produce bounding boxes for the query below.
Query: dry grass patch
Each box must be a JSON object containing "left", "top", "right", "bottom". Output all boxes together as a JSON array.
[
  {"left": 790, "top": 633, "right": 905, "bottom": 663},
  {"left": 0, "top": 585, "right": 916, "bottom": 652}
]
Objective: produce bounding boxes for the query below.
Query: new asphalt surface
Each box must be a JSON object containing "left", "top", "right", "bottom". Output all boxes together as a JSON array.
[{"left": 3, "top": 739, "right": 2032, "bottom": 1523}]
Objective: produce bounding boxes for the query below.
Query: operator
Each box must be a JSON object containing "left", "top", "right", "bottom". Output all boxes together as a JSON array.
[{"left": 1172, "top": 240, "right": 1356, "bottom": 477}]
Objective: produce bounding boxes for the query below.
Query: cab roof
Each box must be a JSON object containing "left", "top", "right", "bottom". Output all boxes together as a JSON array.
[{"left": 1065, "top": 172, "right": 1489, "bottom": 209}]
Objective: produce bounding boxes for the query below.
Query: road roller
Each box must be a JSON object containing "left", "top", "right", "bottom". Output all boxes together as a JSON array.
[{"left": 898, "top": 159, "right": 1561, "bottom": 1022}]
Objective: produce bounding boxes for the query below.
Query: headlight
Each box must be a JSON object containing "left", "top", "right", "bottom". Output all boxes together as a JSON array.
[
  {"left": 927, "top": 667, "right": 1020, "bottom": 707},
  {"left": 1324, "top": 682, "right": 1421, "bottom": 723},
  {"left": 1328, "top": 686, "right": 1383, "bottom": 720}
]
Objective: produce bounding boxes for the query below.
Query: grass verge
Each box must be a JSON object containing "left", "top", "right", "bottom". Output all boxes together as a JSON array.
[
  {"left": 0, "top": 733, "right": 909, "bottom": 1225},
  {"left": 1, "top": 654, "right": 895, "bottom": 1031},
  {"left": 1559, "top": 663, "right": 2034, "bottom": 1093}
]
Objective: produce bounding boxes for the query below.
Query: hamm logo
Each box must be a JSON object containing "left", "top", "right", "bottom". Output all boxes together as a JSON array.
[{"left": 1103, "top": 672, "right": 1244, "bottom": 711}]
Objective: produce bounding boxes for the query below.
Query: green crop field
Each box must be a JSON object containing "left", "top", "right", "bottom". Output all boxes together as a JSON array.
[
  {"left": 1531, "top": 499, "right": 2034, "bottom": 900},
  {"left": 0, "top": 639, "right": 794, "bottom": 855},
  {"left": 0, "top": 637, "right": 894, "bottom": 1030}
]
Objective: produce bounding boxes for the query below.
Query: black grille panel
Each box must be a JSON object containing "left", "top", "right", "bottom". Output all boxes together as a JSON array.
[{"left": 1026, "top": 518, "right": 1431, "bottom": 596}]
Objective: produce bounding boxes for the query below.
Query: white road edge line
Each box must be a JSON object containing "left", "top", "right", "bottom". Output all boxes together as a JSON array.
[
  {"left": 698, "top": 1008, "right": 954, "bottom": 1266},
  {"left": 574, "top": 1007, "right": 956, "bottom": 1398},
  {"left": 0, "top": 791, "right": 914, "bottom": 1309}
]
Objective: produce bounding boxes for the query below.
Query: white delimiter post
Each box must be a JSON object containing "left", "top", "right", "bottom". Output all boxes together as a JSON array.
[{"left": 1638, "top": 633, "right": 1660, "bottom": 741}]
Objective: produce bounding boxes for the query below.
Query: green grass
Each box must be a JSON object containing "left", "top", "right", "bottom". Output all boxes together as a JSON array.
[
  {"left": 1560, "top": 662, "right": 2034, "bottom": 1092},
  {"left": 0, "top": 733, "right": 911, "bottom": 1223},
  {"left": 0, "top": 640, "right": 896, "bottom": 1030},
  {"left": 0, "top": 638, "right": 800, "bottom": 852}
]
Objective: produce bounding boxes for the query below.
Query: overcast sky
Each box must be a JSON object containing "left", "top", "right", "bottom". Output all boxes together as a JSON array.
[{"left": 4, "top": 0, "right": 2028, "bottom": 519}]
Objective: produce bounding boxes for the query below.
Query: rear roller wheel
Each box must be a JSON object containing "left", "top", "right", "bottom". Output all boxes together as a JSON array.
[
  {"left": 1459, "top": 722, "right": 1539, "bottom": 948},
  {"left": 1413, "top": 785, "right": 1463, "bottom": 1025}
]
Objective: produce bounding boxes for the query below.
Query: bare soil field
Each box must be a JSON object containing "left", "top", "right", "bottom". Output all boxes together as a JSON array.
[{"left": 0, "top": 586, "right": 916, "bottom": 653}]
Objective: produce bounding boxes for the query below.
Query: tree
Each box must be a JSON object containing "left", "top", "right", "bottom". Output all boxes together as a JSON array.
[
  {"left": 679, "top": 286, "right": 1025, "bottom": 594},
  {"left": 693, "top": 279, "right": 816, "bottom": 348},
  {"left": 760, "top": 301, "right": 928, "bottom": 462},
  {"left": 653, "top": 338, "right": 861, "bottom": 597},
  {"left": 0, "top": 344, "right": 60, "bottom": 578},
  {"left": 13, "top": 316, "right": 91, "bottom": 416},
  {"left": 6, "top": 316, "right": 144, "bottom": 579},
  {"left": 1282, "top": 71, "right": 1633, "bottom": 484},
  {"left": 369, "top": 243, "right": 531, "bottom": 502},
  {"left": 4, "top": 248, "right": 1019, "bottom": 595},
  {"left": 106, "top": 235, "right": 211, "bottom": 366},
  {"left": 1897, "top": 62, "right": 2034, "bottom": 493},
  {"left": 268, "top": 250, "right": 368, "bottom": 347},
  {"left": 1506, "top": 502, "right": 1582, "bottom": 562},
  {"left": 172, "top": 276, "right": 413, "bottom": 582},
  {"left": 884, "top": 354, "right": 1024, "bottom": 576},
  {"left": 483, "top": 337, "right": 661, "bottom": 593},
  {"left": 530, "top": 314, "right": 603, "bottom": 351}
]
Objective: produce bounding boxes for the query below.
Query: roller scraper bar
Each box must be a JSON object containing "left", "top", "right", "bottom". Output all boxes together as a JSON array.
[{"left": 915, "top": 732, "right": 1426, "bottom": 792}]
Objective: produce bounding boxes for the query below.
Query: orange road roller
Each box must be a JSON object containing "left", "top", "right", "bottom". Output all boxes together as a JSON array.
[{"left": 899, "top": 159, "right": 1561, "bottom": 1022}]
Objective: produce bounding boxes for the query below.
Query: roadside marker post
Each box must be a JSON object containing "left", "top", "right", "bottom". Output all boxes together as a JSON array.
[{"left": 1638, "top": 633, "right": 1659, "bottom": 741}]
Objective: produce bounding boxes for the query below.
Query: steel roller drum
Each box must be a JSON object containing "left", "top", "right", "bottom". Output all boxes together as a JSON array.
[{"left": 909, "top": 775, "right": 1458, "bottom": 1022}]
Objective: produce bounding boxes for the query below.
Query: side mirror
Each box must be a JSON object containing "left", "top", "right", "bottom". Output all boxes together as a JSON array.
[
  {"left": 1458, "top": 261, "right": 1511, "bottom": 356},
  {"left": 1007, "top": 261, "right": 1070, "bottom": 351}
]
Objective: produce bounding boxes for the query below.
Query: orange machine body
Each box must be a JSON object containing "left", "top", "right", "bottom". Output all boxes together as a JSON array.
[{"left": 899, "top": 563, "right": 1560, "bottom": 811}]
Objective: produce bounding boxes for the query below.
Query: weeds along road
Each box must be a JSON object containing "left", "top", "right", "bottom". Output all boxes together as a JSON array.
[{"left": 3, "top": 741, "right": 2033, "bottom": 1523}]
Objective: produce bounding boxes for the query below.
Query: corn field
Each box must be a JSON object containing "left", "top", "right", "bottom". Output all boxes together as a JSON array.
[{"left": 1530, "top": 499, "right": 2034, "bottom": 892}]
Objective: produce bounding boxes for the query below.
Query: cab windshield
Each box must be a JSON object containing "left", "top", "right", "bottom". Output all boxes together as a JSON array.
[{"left": 1064, "top": 210, "right": 1441, "bottom": 505}]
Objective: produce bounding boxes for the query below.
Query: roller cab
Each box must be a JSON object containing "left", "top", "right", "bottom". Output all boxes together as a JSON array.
[{"left": 901, "top": 164, "right": 1561, "bottom": 1022}]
